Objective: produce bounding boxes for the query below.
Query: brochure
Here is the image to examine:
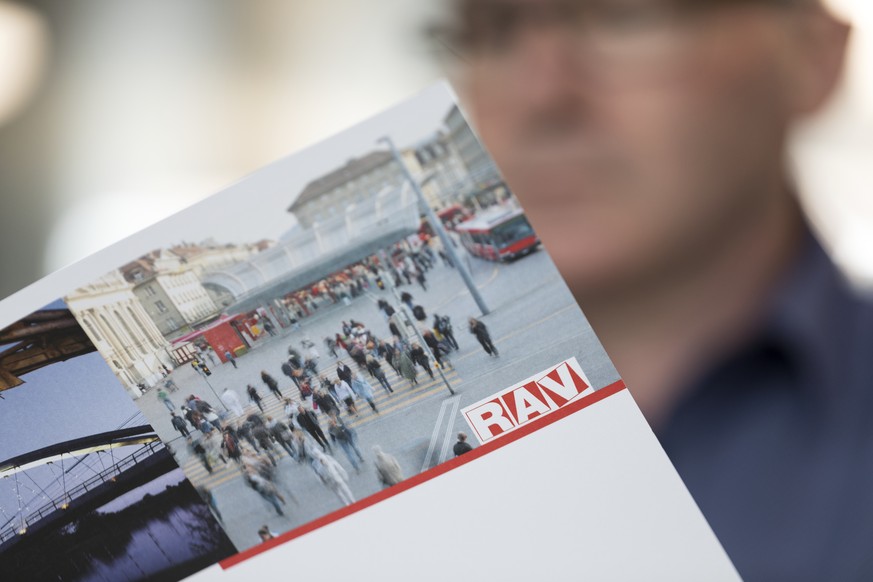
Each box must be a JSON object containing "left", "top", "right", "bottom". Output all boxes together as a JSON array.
[{"left": 0, "top": 83, "right": 740, "bottom": 581}]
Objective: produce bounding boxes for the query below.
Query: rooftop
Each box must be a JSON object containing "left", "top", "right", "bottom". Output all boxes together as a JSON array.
[{"left": 288, "top": 150, "right": 395, "bottom": 213}]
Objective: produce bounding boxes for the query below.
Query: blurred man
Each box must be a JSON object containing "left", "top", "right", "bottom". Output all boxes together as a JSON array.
[{"left": 438, "top": 1, "right": 873, "bottom": 579}]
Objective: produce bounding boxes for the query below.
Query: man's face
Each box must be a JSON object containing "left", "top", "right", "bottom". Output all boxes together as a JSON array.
[{"left": 456, "top": 0, "right": 803, "bottom": 295}]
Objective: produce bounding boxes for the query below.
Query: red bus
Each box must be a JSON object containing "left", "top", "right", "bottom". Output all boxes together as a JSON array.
[{"left": 455, "top": 207, "right": 540, "bottom": 262}]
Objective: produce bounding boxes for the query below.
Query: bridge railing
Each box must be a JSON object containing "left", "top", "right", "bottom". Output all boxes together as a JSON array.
[{"left": 0, "top": 440, "right": 164, "bottom": 544}]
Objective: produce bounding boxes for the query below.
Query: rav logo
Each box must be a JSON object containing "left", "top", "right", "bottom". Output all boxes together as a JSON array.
[{"left": 462, "top": 358, "right": 594, "bottom": 444}]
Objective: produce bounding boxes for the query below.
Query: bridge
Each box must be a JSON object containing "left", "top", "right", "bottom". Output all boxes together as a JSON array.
[{"left": 0, "top": 425, "right": 170, "bottom": 550}]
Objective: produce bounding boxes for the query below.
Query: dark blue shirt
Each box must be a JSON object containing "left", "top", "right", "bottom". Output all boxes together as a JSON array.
[{"left": 659, "top": 236, "right": 873, "bottom": 582}]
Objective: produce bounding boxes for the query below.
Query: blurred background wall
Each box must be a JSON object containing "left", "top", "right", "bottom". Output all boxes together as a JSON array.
[{"left": 0, "top": 0, "right": 869, "bottom": 300}]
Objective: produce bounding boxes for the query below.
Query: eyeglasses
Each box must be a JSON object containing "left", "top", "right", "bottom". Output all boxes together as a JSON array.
[{"left": 429, "top": 0, "right": 810, "bottom": 67}]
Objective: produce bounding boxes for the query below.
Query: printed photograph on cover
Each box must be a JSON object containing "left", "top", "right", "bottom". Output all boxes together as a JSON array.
[
  {"left": 0, "top": 301, "right": 236, "bottom": 581},
  {"left": 61, "top": 84, "right": 621, "bottom": 552}
]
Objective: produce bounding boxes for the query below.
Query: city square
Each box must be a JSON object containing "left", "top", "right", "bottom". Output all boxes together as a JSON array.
[{"left": 139, "top": 247, "right": 617, "bottom": 550}]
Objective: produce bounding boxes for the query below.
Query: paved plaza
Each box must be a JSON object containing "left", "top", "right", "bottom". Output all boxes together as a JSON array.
[{"left": 138, "top": 249, "right": 619, "bottom": 550}]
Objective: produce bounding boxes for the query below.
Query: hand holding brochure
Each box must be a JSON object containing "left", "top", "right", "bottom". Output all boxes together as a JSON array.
[{"left": 0, "top": 83, "right": 739, "bottom": 581}]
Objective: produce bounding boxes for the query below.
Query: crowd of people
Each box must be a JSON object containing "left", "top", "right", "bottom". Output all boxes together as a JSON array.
[{"left": 156, "top": 239, "right": 503, "bottom": 546}]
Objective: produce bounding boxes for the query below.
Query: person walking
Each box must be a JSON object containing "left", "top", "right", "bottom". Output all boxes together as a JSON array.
[
  {"left": 202, "top": 347, "right": 218, "bottom": 366},
  {"left": 327, "top": 417, "right": 365, "bottom": 472},
  {"left": 282, "top": 397, "right": 297, "bottom": 418},
  {"left": 302, "top": 338, "right": 320, "bottom": 361},
  {"left": 325, "top": 336, "right": 338, "bottom": 358},
  {"left": 409, "top": 343, "right": 434, "bottom": 379},
  {"left": 236, "top": 420, "right": 260, "bottom": 453},
  {"left": 366, "top": 356, "right": 393, "bottom": 394},
  {"left": 244, "top": 466, "right": 286, "bottom": 516},
  {"left": 422, "top": 330, "right": 446, "bottom": 369},
  {"left": 400, "top": 291, "right": 414, "bottom": 311},
  {"left": 267, "top": 416, "right": 298, "bottom": 459},
  {"left": 336, "top": 360, "right": 353, "bottom": 386},
  {"left": 351, "top": 373, "right": 378, "bottom": 413},
  {"left": 295, "top": 405, "right": 331, "bottom": 452},
  {"left": 221, "top": 428, "right": 243, "bottom": 464},
  {"left": 224, "top": 350, "right": 238, "bottom": 369},
  {"left": 469, "top": 317, "right": 498, "bottom": 357},
  {"left": 187, "top": 436, "right": 213, "bottom": 474},
  {"left": 170, "top": 412, "right": 190, "bottom": 437},
  {"left": 220, "top": 387, "right": 245, "bottom": 417},
  {"left": 281, "top": 357, "right": 300, "bottom": 388},
  {"left": 453, "top": 432, "right": 473, "bottom": 457},
  {"left": 157, "top": 387, "right": 174, "bottom": 412},
  {"left": 191, "top": 359, "right": 209, "bottom": 377},
  {"left": 333, "top": 377, "right": 358, "bottom": 416},
  {"left": 381, "top": 340, "right": 398, "bottom": 373},
  {"left": 247, "top": 384, "right": 265, "bottom": 412},
  {"left": 202, "top": 430, "right": 228, "bottom": 467},
  {"left": 252, "top": 422, "right": 278, "bottom": 466},
  {"left": 373, "top": 445, "right": 403, "bottom": 488},
  {"left": 313, "top": 388, "right": 341, "bottom": 419},
  {"left": 434, "top": 314, "right": 458, "bottom": 350},
  {"left": 261, "top": 371, "right": 283, "bottom": 401},
  {"left": 349, "top": 344, "right": 367, "bottom": 371},
  {"left": 306, "top": 441, "right": 356, "bottom": 507},
  {"left": 398, "top": 350, "right": 418, "bottom": 386}
]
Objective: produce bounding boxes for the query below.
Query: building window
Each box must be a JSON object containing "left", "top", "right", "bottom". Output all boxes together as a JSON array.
[
  {"left": 155, "top": 300, "right": 168, "bottom": 313},
  {"left": 144, "top": 285, "right": 156, "bottom": 297}
]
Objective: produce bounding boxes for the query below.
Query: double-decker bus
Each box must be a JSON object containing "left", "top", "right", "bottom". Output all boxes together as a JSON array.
[{"left": 455, "top": 207, "right": 540, "bottom": 262}]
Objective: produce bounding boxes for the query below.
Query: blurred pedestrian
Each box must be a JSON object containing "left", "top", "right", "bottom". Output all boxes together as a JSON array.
[
  {"left": 257, "top": 525, "right": 277, "bottom": 542},
  {"left": 296, "top": 405, "right": 330, "bottom": 452},
  {"left": 307, "top": 442, "right": 356, "bottom": 507},
  {"left": 409, "top": 342, "right": 434, "bottom": 379},
  {"left": 468, "top": 317, "right": 497, "bottom": 356},
  {"left": 220, "top": 387, "right": 245, "bottom": 417},
  {"left": 188, "top": 436, "right": 213, "bottom": 473},
  {"left": 333, "top": 377, "right": 358, "bottom": 416},
  {"left": 367, "top": 356, "right": 393, "bottom": 394},
  {"left": 453, "top": 432, "right": 473, "bottom": 457},
  {"left": 247, "top": 384, "right": 265, "bottom": 412},
  {"left": 351, "top": 373, "right": 378, "bottom": 413},
  {"left": 398, "top": 350, "right": 418, "bottom": 386},
  {"left": 170, "top": 412, "right": 190, "bottom": 437},
  {"left": 244, "top": 466, "right": 286, "bottom": 516},
  {"left": 157, "top": 387, "right": 174, "bottom": 411},
  {"left": 328, "top": 417, "right": 364, "bottom": 472},
  {"left": 373, "top": 445, "right": 403, "bottom": 488},
  {"left": 261, "top": 370, "right": 283, "bottom": 401}
]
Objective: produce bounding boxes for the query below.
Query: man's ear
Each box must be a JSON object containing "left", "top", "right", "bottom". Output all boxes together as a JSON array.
[{"left": 783, "top": 6, "right": 851, "bottom": 118}]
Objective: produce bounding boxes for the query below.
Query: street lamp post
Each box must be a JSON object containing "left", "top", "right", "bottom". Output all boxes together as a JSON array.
[{"left": 378, "top": 136, "right": 490, "bottom": 317}]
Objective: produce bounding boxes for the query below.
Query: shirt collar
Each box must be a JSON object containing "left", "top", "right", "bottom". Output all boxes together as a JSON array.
[{"left": 755, "top": 231, "right": 855, "bottom": 401}]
